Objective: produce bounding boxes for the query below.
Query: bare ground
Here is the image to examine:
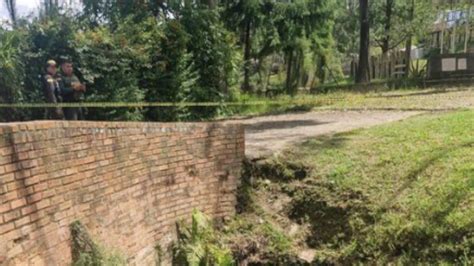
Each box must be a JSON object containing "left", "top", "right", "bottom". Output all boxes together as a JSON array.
[{"left": 231, "top": 110, "right": 424, "bottom": 159}]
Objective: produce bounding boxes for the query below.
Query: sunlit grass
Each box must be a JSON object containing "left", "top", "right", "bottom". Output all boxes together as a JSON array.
[
  {"left": 219, "top": 87, "right": 474, "bottom": 119},
  {"left": 281, "top": 110, "right": 474, "bottom": 263}
]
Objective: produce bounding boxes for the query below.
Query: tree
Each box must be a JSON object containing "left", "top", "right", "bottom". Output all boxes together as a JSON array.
[
  {"left": 0, "top": 28, "right": 25, "bottom": 121},
  {"left": 40, "top": 0, "right": 61, "bottom": 18},
  {"left": 271, "top": 0, "right": 334, "bottom": 94},
  {"left": 404, "top": 0, "right": 415, "bottom": 77},
  {"left": 3, "top": 0, "right": 17, "bottom": 26},
  {"left": 222, "top": 0, "right": 263, "bottom": 92},
  {"left": 376, "top": 0, "right": 395, "bottom": 55},
  {"left": 333, "top": 0, "right": 359, "bottom": 56},
  {"left": 80, "top": 0, "right": 161, "bottom": 27},
  {"left": 372, "top": 0, "right": 414, "bottom": 56},
  {"left": 73, "top": 24, "right": 145, "bottom": 121},
  {"left": 179, "top": 6, "right": 238, "bottom": 119},
  {"left": 356, "top": 0, "right": 370, "bottom": 83}
]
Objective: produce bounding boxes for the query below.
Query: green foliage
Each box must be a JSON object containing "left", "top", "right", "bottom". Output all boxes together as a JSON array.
[
  {"left": 221, "top": 213, "right": 299, "bottom": 264},
  {"left": 332, "top": 0, "right": 359, "bottom": 56},
  {"left": 0, "top": 27, "right": 25, "bottom": 121},
  {"left": 74, "top": 250, "right": 126, "bottom": 266},
  {"left": 73, "top": 24, "right": 145, "bottom": 121},
  {"left": 140, "top": 18, "right": 198, "bottom": 121},
  {"left": 1, "top": 2, "right": 243, "bottom": 122},
  {"left": 19, "top": 15, "right": 78, "bottom": 120},
  {"left": 371, "top": 0, "right": 435, "bottom": 53},
  {"left": 276, "top": 110, "right": 474, "bottom": 263},
  {"left": 272, "top": 0, "right": 335, "bottom": 93},
  {"left": 0, "top": 0, "right": 456, "bottom": 122},
  {"left": 173, "top": 210, "right": 234, "bottom": 266},
  {"left": 70, "top": 221, "right": 126, "bottom": 266},
  {"left": 180, "top": 6, "right": 238, "bottom": 120}
]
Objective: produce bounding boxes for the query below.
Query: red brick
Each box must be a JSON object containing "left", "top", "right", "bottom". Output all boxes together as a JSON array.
[
  {"left": 0, "top": 121, "right": 244, "bottom": 265},
  {"left": 21, "top": 206, "right": 35, "bottom": 216},
  {"left": 3, "top": 209, "right": 21, "bottom": 222},
  {"left": 10, "top": 199, "right": 26, "bottom": 210},
  {"left": 35, "top": 199, "right": 50, "bottom": 210},
  {"left": 27, "top": 193, "right": 42, "bottom": 204},
  {"left": 0, "top": 202, "right": 10, "bottom": 214},
  {"left": 14, "top": 216, "right": 30, "bottom": 228},
  {"left": 0, "top": 222, "right": 14, "bottom": 234},
  {"left": 34, "top": 183, "right": 48, "bottom": 192},
  {"left": 24, "top": 175, "right": 41, "bottom": 186},
  {"left": 2, "top": 190, "right": 18, "bottom": 202}
]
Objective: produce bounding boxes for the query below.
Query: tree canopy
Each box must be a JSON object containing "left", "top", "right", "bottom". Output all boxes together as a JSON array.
[{"left": 0, "top": 0, "right": 471, "bottom": 121}]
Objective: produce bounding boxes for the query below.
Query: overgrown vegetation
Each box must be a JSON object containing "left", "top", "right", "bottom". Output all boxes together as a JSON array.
[
  {"left": 0, "top": 0, "right": 340, "bottom": 122},
  {"left": 70, "top": 221, "right": 126, "bottom": 266},
  {"left": 3, "top": 0, "right": 465, "bottom": 122},
  {"left": 173, "top": 210, "right": 234, "bottom": 266},
  {"left": 228, "top": 110, "right": 474, "bottom": 264},
  {"left": 1, "top": 1, "right": 473, "bottom": 263}
]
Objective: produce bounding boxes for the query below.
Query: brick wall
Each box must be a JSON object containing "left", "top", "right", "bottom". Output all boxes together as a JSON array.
[{"left": 0, "top": 121, "right": 244, "bottom": 265}]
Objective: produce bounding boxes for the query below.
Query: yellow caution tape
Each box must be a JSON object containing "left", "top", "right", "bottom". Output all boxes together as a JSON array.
[{"left": 0, "top": 91, "right": 471, "bottom": 108}]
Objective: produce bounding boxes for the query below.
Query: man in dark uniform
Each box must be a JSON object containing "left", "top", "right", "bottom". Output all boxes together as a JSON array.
[
  {"left": 60, "top": 60, "right": 86, "bottom": 120},
  {"left": 42, "top": 60, "right": 63, "bottom": 119}
]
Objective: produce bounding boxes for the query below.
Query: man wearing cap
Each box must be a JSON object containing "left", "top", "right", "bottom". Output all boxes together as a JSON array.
[
  {"left": 42, "top": 60, "right": 63, "bottom": 119},
  {"left": 60, "top": 60, "right": 86, "bottom": 120}
]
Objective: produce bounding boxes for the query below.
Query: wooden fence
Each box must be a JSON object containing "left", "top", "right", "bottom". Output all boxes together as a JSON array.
[{"left": 351, "top": 51, "right": 407, "bottom": 80}]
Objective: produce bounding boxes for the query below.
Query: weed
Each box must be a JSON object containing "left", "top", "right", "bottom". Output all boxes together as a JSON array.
[
  {"left": 70, "top": 221, "right": 126, "bottom": 266},
  {"left": 173, "top": 210, "right": 234, "bottom": 266}
]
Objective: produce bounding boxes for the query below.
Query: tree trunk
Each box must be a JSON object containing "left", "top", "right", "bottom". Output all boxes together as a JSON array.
[
  {"left": 441, "top": 23, "right": 445, "bottom": 53},
  {"left": 404, "top": 37, "right": 412, "bottom": 78},
  {"left": 286, "top": 51, "right": 294, "bottom": 94},
  {"left": 5, "top": 0, "right": 17, "bottom": 26},
  {"left": 404, "top": 0, "right": 415, "bottom": 78},
  {"left": 204, "top": 0, "right": 216, "bottom": 9},
  {"left": 381, "top": 0, "right": 393, "bottom": 56},
  {"left": 242, "top": 19, "right": 252, "bottom": 92},
  {"left": 452, "top": 23, "right": 457, "bottom": 53},
  {"left": 356, "top": 0, "right": 370, "bottom": 84},
  {"left": 465, "top": 7, "right": 471, "bottom": 52}
]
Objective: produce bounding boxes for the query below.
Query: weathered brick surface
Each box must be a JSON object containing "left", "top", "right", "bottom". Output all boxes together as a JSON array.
[{"left": 0, "top": 121, "right": 245, "bottom": 266}]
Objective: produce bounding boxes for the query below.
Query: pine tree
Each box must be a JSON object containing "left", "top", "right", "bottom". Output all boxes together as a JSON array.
[{"left": 356, "top": 0, "right": 370, "bottom": 83}]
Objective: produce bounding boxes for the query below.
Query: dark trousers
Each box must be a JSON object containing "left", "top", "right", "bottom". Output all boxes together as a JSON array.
[
  {"left": 64, "top": 107, "right": 82, "bottom": 121},
  {"left": 45, "top": 108, "right": 63, "bottom": 120}
]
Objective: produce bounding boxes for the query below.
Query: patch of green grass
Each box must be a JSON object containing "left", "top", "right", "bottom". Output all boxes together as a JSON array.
[
  {"left": 281, "top": 110, "right": 474, "bottom": 263},
  {"left": 215, "top": 87, "right": 474, "bottom": 120}
]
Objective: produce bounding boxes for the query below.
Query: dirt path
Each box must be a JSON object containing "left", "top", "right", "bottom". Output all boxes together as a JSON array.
[{"left": 231, "top": 110, "right": 423, "bottom": 159}]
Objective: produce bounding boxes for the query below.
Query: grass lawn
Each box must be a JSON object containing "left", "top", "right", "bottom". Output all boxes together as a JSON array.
[
  {"left": 227, "top": 110, "right": 474, "bottom": 264},
  {"left": 221, "top": 87, "right": 474, "bottom": 119}
]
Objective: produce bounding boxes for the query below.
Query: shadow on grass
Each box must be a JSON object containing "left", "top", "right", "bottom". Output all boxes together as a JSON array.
[
  {"left": 380, "top": 140, "right": 474, "bottom": 211},
  {"left": 246, "top": 119, "right": 332, "bottom": 131},
  {"left": 296, "top": 132, "right": 354, "bottom": 153},
  {"left": 369, "top": 88, "right": 456, "bottom": 98}
]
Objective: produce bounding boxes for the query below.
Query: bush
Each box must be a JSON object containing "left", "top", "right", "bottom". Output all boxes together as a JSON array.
[
  {"left": 179, "top": 7, "right": 239, "bottom": 120},
  {"left": 0, "top": 27, "right": 26, "bottom": 121},
  {"left": 173, "top": 210, "right": 234, "bottom": 266},
  {"left": 73, "top": 25, "right": 145, "bottom": 121},
  {"left": 1, "top": 8, "right": 238, "bottom": 122}
]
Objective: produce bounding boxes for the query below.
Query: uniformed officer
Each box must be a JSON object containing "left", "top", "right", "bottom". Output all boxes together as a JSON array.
[
  {"left": 60, "top": 60, "right": 86, "bottom": 120},
  {"left": 42, "top": 60, "right": 63, "bottom": 119}
]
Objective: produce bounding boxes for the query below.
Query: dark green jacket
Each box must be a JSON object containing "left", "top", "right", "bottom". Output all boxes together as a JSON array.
[{"left": 61, "top": 74, "right": 84, "bottom": 102}]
